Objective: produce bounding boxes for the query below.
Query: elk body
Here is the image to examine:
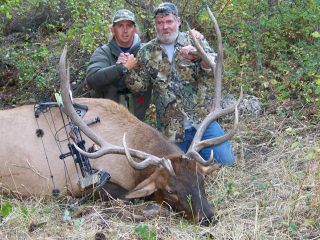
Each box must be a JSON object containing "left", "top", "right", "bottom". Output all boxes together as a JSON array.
[
  {"left": 0, "top": 98, "right": 172, "bottom": 194},
  {"left": 0, "top": 98, "right": 217, "bottom": 224},
  {"left": 0, "top": 7, "right": 241, "bottom": 225}
]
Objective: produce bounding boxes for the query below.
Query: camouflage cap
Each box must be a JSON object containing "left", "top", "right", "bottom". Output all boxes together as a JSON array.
[
  {"left": 153, "top": 2, "right": 178, "bottom": 18},
  {"left": 112, "top": 9, "right": 136, "bottom": 24}
]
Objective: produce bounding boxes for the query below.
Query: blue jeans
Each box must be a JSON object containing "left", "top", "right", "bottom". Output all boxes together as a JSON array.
[{"left": 175, "top": 121, "right": 235, "bottom": 166}]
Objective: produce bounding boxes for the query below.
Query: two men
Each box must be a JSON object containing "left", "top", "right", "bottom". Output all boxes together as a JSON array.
[
  {"left": 126, "top": 3, "right": 235, "bottom": 165},
  {"left": 86, "top": 9, "right": 151, "bottom": 120},
  {"left": 86, "top": 3, "right": 235, "bottom": 166}
]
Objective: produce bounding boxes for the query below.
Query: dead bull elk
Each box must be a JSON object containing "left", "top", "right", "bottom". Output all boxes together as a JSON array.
[{"left": 0, "top": 7, "right": 241, "bottom": 225}]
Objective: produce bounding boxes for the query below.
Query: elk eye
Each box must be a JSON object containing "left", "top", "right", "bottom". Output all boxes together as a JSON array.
[{"left": 167, "top": 189, "right": 174, "bottom": 194}]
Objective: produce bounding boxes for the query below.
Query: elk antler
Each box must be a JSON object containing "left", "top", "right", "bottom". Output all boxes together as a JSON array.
[
  {"left": 186, "top": 6, "right": 243, "bottom": 166},
  {"left": 122, "top": 134, "right": 175, "bottom": 176},
  {"left": 58, "top": 45, "right": 175, "bottom": 175}
]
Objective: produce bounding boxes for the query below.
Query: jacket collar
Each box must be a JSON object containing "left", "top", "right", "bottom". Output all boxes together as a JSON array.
[
  {"left": 109, "top": 33, "right": 141, "bottom": 56},
  {"left": 176, "top": 32, "right": 187, "bottom": 47}
]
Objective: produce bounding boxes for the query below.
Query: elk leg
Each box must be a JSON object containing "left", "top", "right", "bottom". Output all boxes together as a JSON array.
[{"left": 96, "top": 182, "right": 129, "bottom": 201}]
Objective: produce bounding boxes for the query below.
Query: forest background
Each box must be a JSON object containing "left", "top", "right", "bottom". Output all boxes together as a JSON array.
[
  {"left": 0, "top": 0, "right": 319, "bottom": 239},
  {"left": 0, "top": 0, "right": 319, "bottom": 111}
]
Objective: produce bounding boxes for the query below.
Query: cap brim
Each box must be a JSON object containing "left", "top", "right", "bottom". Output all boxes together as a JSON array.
[{"left": 113, "top": 18, "right": 136, "bottom": 24}]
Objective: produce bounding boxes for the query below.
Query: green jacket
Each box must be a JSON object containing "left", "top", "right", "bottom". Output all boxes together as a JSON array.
[{"left": 86, "top": 34, "right": 151, "bottom": 120}]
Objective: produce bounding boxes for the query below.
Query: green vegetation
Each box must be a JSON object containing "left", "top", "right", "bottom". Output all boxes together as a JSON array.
[
  {"left": 0, "top": 201, "right": 13, "bottom": 218},
  {"left": 0, "top": 0, "right": 319, "bottom": 113},
  {"left": 134, "top": 223, "right": 157, "bottom": 240}
]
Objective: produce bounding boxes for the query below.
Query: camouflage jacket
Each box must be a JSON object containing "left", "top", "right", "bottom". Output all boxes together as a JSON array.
[{"left": 126, "top": 32, "right": 216, "bottom": 141}]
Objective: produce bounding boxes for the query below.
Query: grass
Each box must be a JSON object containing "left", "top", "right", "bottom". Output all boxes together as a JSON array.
[{"left": 1, "top": 104, "right": 319, "bottom": 239}]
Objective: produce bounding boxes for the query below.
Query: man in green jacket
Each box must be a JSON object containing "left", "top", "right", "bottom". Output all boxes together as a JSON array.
[{"left": 86, "top": 9, "right": 151, "bottom": 120}]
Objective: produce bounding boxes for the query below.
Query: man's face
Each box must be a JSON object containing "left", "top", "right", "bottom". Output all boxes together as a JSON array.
[
  {"left": 155, "top": 14, "right": 180, "bottom": 44},
  {"left": 111, "top": 20, "right": 136, "bottom": 48}
]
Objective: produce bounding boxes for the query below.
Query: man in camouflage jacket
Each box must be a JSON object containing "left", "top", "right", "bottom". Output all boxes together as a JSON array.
[{"left": 126, "top": 3, "right": 235, "bottom": 165}]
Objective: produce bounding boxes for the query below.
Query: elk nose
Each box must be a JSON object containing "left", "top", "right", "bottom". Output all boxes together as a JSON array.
[{"left": 199, "top": 215, "right": 219, "bottom": 226}]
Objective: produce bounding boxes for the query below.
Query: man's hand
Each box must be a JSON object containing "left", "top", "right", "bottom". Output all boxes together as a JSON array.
[
  {"left": 124, "top": 54, "right": 137, "bottom": 70},
  {"left": 200, "top": 59, "right": 211, "bottom": 70},
  {"left": 116, "top": 53, "right": 128, "bottom": 64},
  {"left": 179, "top": 45, "right": 200, "bottom": 61},
  {"left": 116, "top": 53, "right": 137, "bottom": 70}
]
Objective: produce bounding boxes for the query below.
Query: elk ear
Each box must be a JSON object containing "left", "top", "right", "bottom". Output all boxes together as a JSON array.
[
  {"left": 197, "top": 163, "right": 220, "bottom": 176},
  {"left": 125, "top": 177, "right": 157, "bottom": 199}
]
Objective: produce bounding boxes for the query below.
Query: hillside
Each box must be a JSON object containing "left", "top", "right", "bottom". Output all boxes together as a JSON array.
[{"left": 0, "top": 1, "right": 319, "bottom": 239}]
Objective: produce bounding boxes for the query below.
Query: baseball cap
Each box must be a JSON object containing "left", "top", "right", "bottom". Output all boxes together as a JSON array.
[
  {"left": 153, "top": 2, "right": 178, "bottom": 17},
  {"left": 112, "top": 9, "right": 136, "bottom": 24}
]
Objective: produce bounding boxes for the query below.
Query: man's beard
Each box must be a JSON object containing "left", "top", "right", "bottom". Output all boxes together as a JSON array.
[{"left": 157, "top": 28, "right": 179, "bottom": 44}]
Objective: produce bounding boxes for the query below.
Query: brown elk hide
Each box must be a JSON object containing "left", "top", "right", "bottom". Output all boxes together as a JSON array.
[{"left": 0, "top": 98, "right": 179, "bottom": 197}]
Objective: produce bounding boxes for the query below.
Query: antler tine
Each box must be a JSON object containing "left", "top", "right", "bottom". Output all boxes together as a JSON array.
[
  {"left": 123, "top": 134, "right": 175, "bottom": 176},
  {"left": 207, "top": 5, "right": 223, "bottom": 110},
  {"left": 59, "top": 45, "right": 176, "bottom": 175},
  {"left": 187, "top": 95, "right": 242, "bottom": 166},
  {"left": 187, "top": 22, "right": 215, "bottom": 70},
  {"left": 187, "top": 5, "right": 223, "bottom": 110},
  {"left": 185, "top": 8, "right": 243, "bottom": 166}
]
